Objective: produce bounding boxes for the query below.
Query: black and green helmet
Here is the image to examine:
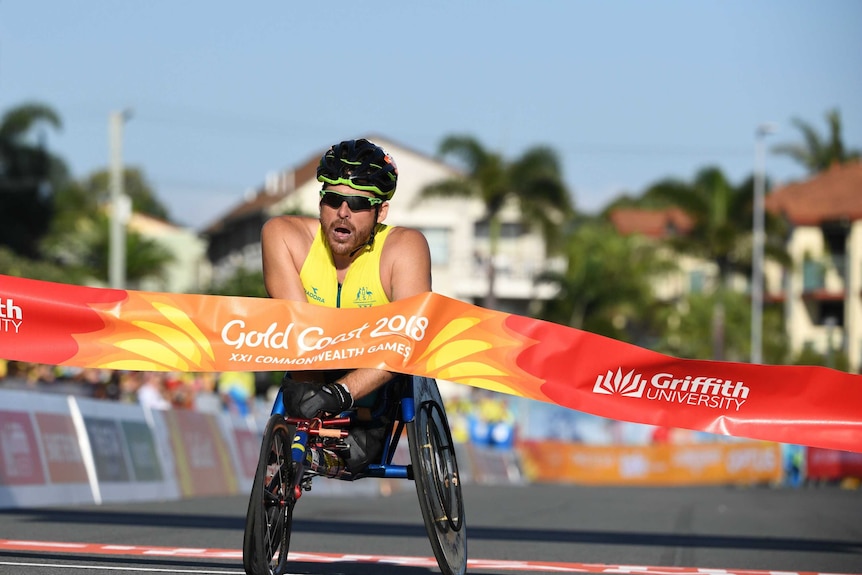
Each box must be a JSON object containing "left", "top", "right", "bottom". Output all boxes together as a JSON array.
[{"left": 316, "top": 138, "right": 398, "bottom": 200}]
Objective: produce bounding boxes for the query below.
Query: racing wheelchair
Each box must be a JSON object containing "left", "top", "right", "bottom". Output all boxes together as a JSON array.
[{"left": 242, "top": 374, "right": 467, "bottom": 575}]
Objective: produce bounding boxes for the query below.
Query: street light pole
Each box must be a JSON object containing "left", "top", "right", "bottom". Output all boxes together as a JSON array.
[
  {"left": 751, "top": 123, "right": 776, "bottom": 364},
  {"left": 108, "top": 110, "right": 133, "bottom": 289}
]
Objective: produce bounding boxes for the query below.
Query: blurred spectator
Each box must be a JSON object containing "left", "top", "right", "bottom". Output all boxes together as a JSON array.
[
  {"left": 164, "top": 371, "right": 196, "bottom": 409},
  {"left": 27, "top": 363, "right": 57, "bottom": 385},
  {"left": 0, "top": 358, "right": 7, "bottom": 379},
  {"left": 783, "top": 444, "right": 805, "bottom": 487},
  {"left": 445, "top": 395, "right": 474, "bottom": 444},
  {"left": 137, "top": 371, "right": 171, "bottom": 410},
  {"left": 470, "top": 389, "right": 516, "bottom": 449},
  {"left": 118, "top": 371, "right": 143, "bottom": 403},
  {"left": 217, "top": 371, "right": 255, "bottom": 417}
]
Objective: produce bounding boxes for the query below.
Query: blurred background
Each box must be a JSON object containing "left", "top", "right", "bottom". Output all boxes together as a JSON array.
[{"left": 1, "top": 1, "right": 861, "bottom": 495}]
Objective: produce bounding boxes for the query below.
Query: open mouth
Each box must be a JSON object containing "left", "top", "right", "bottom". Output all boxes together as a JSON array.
[{"left": 331, "top": 223, "right": 353, "bottom": 242}]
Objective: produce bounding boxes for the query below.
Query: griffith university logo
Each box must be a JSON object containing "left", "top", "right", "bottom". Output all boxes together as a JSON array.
[
  {"left": 593, "top": 367, "right": 750, "bottom": 411},
  {"left": 593, "top": 368, "right": 646, "bottom": 398},
  {"left": 0, "top": 297, "right": 23, "bottom": 334}
]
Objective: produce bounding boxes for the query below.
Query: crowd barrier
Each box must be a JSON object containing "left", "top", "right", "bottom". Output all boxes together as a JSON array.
[
  {"left": 0, "top": 388, "right": 525, "bottom": 509},
  {"left": 0, "top": 388, "right": 261, "bottom": 509},
  {"left": 2, "top": 388, "right": 855, "bottom": 509}
]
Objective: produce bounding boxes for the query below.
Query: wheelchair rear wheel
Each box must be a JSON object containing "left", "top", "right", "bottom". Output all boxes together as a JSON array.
[
  {"left": 243, "top": 414, "right": 295, "bottom": 575},
  {"left": 407, "top": 377, "right": 467, "bottom": 575}
]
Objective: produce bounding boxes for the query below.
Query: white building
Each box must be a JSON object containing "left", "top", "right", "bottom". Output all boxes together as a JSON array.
[
  {"left": 204, "top": 135, "right": 559, "bottom": 315},
  {"left": 765, "top": 161, "right": 862, "bottom": 373},
  {"left": 128, "top": 212, "right": 211, "bottom": 294}
]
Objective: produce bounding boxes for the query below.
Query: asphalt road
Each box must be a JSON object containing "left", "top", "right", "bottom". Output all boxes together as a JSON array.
[{"left": 0, "top": 483, "right": 860, "bottom": 574}]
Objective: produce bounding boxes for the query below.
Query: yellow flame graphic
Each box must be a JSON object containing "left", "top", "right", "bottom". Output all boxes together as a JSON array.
[
  {"left": 73, "top": 293, "right": 216, "bottom": 372},
  {"left": 412, "top": 311, "right": 544, "bottom": 399}
]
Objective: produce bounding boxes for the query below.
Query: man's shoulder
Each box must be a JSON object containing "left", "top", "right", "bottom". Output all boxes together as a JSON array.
[
  {"left": 263, "top": 215, "right": 318, "bottom": 237},
  {"left": 386, "top": 225, "right": 428, "bottom": 243},
  {"left": 383, "top": 226, "right": 429, "bottom": 255},
  {"left": 382, "top": 226, "right": 431, "bottom": 264}
]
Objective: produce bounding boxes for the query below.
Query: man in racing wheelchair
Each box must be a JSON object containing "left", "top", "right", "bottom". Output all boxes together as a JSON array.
[{"left": 260, "top": 137, "right": 432, "bottom": 476}]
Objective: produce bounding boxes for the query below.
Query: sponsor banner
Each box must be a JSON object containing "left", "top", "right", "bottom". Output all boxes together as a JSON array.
[
  {"left": 162, "top": 409, "right": 239, "bottom": 497},
  {"left": 0, "top": 274, "right": 861, "bottom": 452},
  {"left": 85, "top": 417, "right": 132, "bottom": 482},
  {"left": 122, "top": 420, "right": 164, "bottom": 482},
  {"left": 806, "top": 447, "right": 862, "bottom": 481},
  {"left": 218, "top": 412, "right": 263, "bottom": 487},
  {"left": 518, "top": 440, "right": 782, "bottom": 485},
  {"left": 34, "top": 412, "right": 89, "bottom": 484},
  {"left": 0, "top": 410, "right": 45, "bottom": 486},
  {"left": 73, "top": 396, "right": 178, "bottom": 503},
  {"left": 230, "top": 426, "right": 260, "bottom": 484},
  {"left": 0, "top": 390, "right": 95, "bottom": 508}
]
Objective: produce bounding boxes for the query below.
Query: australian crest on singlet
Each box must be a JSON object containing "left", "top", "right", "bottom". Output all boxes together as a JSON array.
[{"left": 300, "top": 223, "right": 392, "bottom": 309}]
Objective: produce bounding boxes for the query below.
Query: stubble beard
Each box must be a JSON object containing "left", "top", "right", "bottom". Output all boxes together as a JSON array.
[{"left": 323, "top": 217, "right": 374, "bottom": 258}]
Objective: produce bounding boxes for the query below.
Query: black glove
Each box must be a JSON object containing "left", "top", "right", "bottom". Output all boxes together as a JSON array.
[{"left": 282, "top": 381, "right": 354, "bottom": 418}]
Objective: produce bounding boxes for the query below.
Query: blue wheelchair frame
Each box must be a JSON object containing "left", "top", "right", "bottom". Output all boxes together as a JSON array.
[{"left": 244, "top": 375, "right": 466, "bottom": 575}]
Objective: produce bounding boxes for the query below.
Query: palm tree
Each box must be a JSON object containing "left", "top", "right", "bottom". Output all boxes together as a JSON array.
[
  {"left": 83, "top": 167, "right": 172, "bottom": 221},
  {"left": 40, "top": 175, "right": 175, "bottom": 287},
  {"left": 643, "top": 167, "right": 759, "bottom": 360},
  {"left": 654, "top": 289, "right": 788, "bottom": 363},
  {"left": 417, "top": 135, "right": 573, "bottom": 309},
  {"left": 535, "top": 218, "right": 674, "bottom": 345},
  {"left": 772, "top": 108, "right": 861, "bottom": 174},
  {"left": 0, "top": 102, "right": 67, "bottom": 257},
  {"left": 83, "top": 212, "right": 175, "bottom": 288}
]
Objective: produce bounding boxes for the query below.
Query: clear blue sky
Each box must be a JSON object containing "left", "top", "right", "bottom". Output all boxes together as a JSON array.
[{"left": 2, "top": 0, "right": 860, "bottom": 229}]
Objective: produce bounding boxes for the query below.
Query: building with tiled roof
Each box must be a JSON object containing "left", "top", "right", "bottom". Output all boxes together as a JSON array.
[
  {"left": 127, "top": 212, "right": 210, "bottom": 294},
  {"left": 203, "top": 135, "right": 559, "bottom": 315},
  {"left": 765, "top": 161, "right": 862, "bottom": 372},
  {"left": 607, "top": 206, "right": 716, "bottom": 303},
  {"left": 608, "top": 207, "right": 695, "bottom": 239}
]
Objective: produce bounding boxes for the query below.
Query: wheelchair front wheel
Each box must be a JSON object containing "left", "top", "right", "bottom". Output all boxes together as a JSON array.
[
  {"left": 243, "top": 414, "right": 295, "bottom": 575},
  {"left": 407, "top": 377, "right": 467, "bottom": 575}
]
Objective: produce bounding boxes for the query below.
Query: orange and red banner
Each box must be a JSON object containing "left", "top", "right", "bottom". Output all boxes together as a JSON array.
[
  {"left": 1, "top": 274, "right": 861, "bottom": 453},
  {"left": 518, "top": 440, "right": 783, "bottom": 486}
]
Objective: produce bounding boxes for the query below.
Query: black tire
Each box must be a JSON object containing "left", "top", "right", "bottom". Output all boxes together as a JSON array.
[
  {"left": 243, "top": 414, "right": 295, "bottom": 575},
  {"left": 407, "top": 377, "right": 467, "bottom": 575}
]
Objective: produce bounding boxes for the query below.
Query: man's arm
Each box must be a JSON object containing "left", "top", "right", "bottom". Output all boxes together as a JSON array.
[
  {"left": 261, "top": 216, "right": 327, "bottom": 384},
  {"left": 261, "top": 215, "right": 316, "bottom": 301},
  {"left": 387, "top": 226, "right": 433, "bottom": 300}
]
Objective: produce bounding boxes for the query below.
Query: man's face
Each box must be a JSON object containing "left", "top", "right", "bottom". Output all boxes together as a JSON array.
[{"left": 318, "top": 184, "right": 388, "bottom": 258}]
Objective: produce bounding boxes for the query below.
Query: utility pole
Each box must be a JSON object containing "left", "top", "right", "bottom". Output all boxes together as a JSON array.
[
  {"left": 108, "top": 110, "right": 132, "bottom": 289},
  {"left": 751, "top": 123, "right": 776, "bottom": 364}
]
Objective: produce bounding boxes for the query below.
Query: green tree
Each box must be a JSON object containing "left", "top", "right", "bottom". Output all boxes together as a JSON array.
[
  {"left": 418, "top": 135, "right": 573, "bottom": 309},
  {"left": 772, "top": 108, "right": 861, "bottom": 174},
  {"left": 82, "top": 167, "right": 171, "bottom": 221},
  {"left": 208, "top": 267, "right": 267, "bottom": 298},
  {"left": 0, "top": 246, "right": 79, "bottom": 283},
  {"left": 82, "top": 213, "right": 174, "bottom": 287},
  {"left": 0, "top": 102, "right": 68, "bottom": 257},
  {"left": 654, "top": 291, "right": 788, "bottom": 363},
  {"left": 792, "top": 343, "right": 849, "bottom": 372},
  {"left": 40, "top": 174, "right": 175, "bottom": 287},
  {"left": 535, "top": 219, "right": 674, "bottom": 344},
  {"left": 642, "top": 167, "right": 764, "bottom": 360}
]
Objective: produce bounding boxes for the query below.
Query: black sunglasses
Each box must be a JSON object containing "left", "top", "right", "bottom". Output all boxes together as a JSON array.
[{"left": 319, "top": 189, "right": 384, "bottom": 212}]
